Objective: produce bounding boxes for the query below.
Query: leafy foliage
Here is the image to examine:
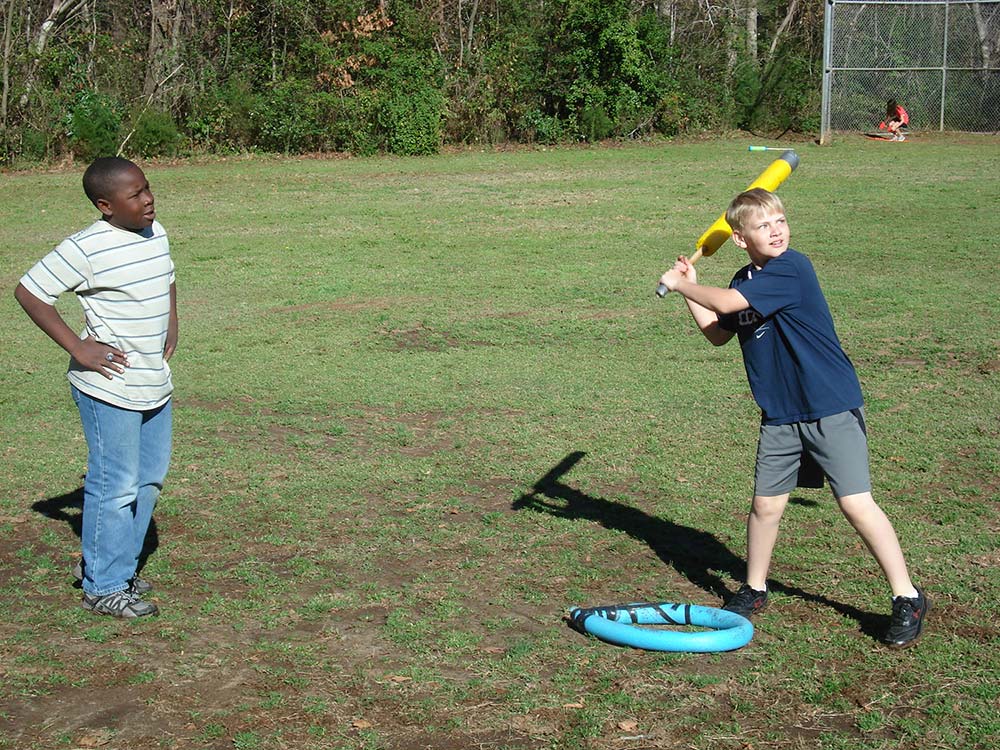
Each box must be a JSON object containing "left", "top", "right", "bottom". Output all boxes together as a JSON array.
[
  {"left": 130, "top": 110, "right": 183, "bottom": 157},
  {"left": 66, "top": 91, "right": 122, "bottom": 160},
  {"left": 0, "top": 0, "right": 831, "bottom": 162}
]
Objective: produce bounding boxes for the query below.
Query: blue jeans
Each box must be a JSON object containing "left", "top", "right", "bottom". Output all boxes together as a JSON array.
[{"left": 72, "top": 386, "right": 172, "bottom": 596}]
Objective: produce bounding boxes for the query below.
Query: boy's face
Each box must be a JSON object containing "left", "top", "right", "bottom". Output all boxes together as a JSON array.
[
  {"left": 96, "top": 165, "right": 155, "bottom": 232},
  {"left": 732, "top": 208, "right": 789, "bottom": 267}
]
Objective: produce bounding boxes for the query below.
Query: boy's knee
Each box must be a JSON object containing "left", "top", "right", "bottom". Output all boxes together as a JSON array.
[
  {"left": 836, "top": 491, "right": 877, "bottom": 516},
  {"left": 751, "top": 493, "right": 788, "bottom": 519}
]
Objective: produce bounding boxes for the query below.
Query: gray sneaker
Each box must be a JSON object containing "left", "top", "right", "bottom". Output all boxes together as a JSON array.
[
  {"left": 73, "top": 558, "right": 152, "bottom": 595},
  {"left": 81, "top": 589, "right": 159, "bottom": 618}
]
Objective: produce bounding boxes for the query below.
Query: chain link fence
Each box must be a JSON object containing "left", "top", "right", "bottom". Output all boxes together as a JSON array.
[{"left": 820, "top": 0, "right": 1000, "bottom": 142}]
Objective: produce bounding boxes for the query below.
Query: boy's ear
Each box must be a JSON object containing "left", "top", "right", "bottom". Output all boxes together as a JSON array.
[
  {"left": 731, "top": 229, "right": 747, "bottom": 249},
  {"left": 95, "top": 197, "right": 113, "bottom": 218}
]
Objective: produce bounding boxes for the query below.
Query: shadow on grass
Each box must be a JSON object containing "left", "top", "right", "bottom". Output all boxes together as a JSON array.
[
  {"left": 31, "top": 487, "right": 159, "bottom": 579},
  {"left": 513, "top": 451, "right": 888, "bottom": 642}
]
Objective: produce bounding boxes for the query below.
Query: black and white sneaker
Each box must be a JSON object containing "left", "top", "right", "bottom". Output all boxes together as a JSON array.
[
  {"left": 81, "top": 589, "right": 159, "bottom": 619},
  {"left": 884, "top": 588, "right": 930, "bottom": 648},
  {"left": 723, "top": 584, "right": 768, "bottom": 618}
]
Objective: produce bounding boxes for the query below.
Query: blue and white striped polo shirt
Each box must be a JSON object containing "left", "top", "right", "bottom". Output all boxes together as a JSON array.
[{"left": 20, "top": 219, "right": 175, "bottom": 410}]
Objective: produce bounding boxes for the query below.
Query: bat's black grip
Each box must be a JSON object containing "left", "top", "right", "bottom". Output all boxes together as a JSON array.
[{"left": 655, "top": 283, "right": 668, "bottom": 298}]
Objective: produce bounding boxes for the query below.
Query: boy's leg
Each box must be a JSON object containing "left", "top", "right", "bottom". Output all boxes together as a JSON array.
[
  {"left": 805, "top": 412, "right": 928, "bottom": 645},
  {"left": 134, "top": 399, "right": 172, "bottom": 572},
  {"left": 726, "top": 423, "right": 797, "bottom": 615},
  {"left": 725, "top": 491, "right": 788, "bottom": 617},
  {"left": 745, "top": 421, "right": 802, "bottom": 591},
  {"left": 746, "top": 493, "right": 790, "bottom": 590},
  {"left": 73, "top": 387, "right": 143, "bottom": 596},
  {"left": 836, "top": 489, "right": 928, "bottom": 647},
  {"left": 803, "top": 410, "right": 917, "bottom": 597},
  {"left": 836, "top": 491, "right": 915, "bottom": 597}
]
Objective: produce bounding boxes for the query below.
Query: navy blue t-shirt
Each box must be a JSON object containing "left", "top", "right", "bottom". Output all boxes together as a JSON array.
[{"left": 718, "top": 249, "right": 863, "bottom": 425}]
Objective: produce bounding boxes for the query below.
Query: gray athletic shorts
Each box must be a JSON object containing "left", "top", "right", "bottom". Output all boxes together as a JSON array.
[{"left": 754, "top": 409, "right": 872, "bottom": 498}]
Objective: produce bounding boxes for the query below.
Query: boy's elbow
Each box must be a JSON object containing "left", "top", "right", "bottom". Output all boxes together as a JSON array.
[
  {"left": 707, "top": 330, "right": 733, "bottom": 346},
  {"left": 700, "top": 322, "right": 733, "bottom": 346}
]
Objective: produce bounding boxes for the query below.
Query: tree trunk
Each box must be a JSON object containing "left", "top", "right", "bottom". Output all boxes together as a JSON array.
[
  {"left": 746, "top": 0, "right": 758, "bottom": 66},
  {"left": 18, "top": 0, "right": 85, "bottom": 108},
  {"left": 457, "top": 0, "right": 464, "bottom": 67},
  {"left": 270, "top": 1, "right": 277, "bottom": 82},
  {"left": 972, "top": 4, "right": 998, "bottom": 68},
  {"left": 144, "top": 0, "right": 181, "bottom": 102},
  {"left": 768, "top": 0, "right": 799, "bottom": 59},
  {"left": 466, "top": 0, "right": 479, "bottom": 61},
  {"left": 223, "top": 0, "right": 234, "bottom": 71},
  {"left": 1, "top": 0, "right": 15, "bottom": 130}
]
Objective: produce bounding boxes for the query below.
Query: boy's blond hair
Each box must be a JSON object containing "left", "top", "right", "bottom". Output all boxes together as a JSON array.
[{"left": 726, "top": 188, "right": 785, "bottom": 233}]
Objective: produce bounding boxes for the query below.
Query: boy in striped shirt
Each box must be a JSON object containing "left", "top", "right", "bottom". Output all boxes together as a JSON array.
[{"left": 15, "top": 157, "right": 177, "bottom": 618}]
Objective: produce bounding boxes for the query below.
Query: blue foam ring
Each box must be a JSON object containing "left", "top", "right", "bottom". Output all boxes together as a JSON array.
[{"left": 568, "top": 601, "right": 753, "bottom": 653}]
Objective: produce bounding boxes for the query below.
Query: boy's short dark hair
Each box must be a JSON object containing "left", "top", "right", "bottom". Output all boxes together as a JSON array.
[
  {"left": 83, "top": 157, "right": 139, "bottom": 206},
  {"left": 726, "top": 188, "right": 786, "bottom": 233}
]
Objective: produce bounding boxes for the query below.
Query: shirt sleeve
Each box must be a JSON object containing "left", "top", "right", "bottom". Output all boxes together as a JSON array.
[
  {"left": 718, "top": 267, "right": 748, "bottom": 331},
  {"left": 736, "top": 254, "right": 801, "bottom": 319},
  {"left": 19, "top": 238, "right": 90, "bottom": 305}
]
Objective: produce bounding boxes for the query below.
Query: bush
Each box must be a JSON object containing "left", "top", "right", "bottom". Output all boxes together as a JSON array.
[
  {"left": 251, "top": 80, "right": 326, "bottom": 153},
  {"left": 128, "top": 110, "right": 182, "bottom": 157},
  {"left": 66, "top": 91, "right": 122, "bottom": 160},
  {"left": 186, "top": 77, "right": 258, "bottom": 152},
  {"left": 442, "top": 41, "right": 528, "bottom": 145},
  {"left": 518, "top": 109, "right": 565, "bottom": 144},
  {"left": 380, "top": 85, "right": 444, "bottom": 156},
  {"left": 19, "top": 128, "right": 50, "bottom": 161},
  {"left": 743, "top": 53, "right": 821, "bottom": 134},
  {"left": 579, "top": 104, "right": 613, "bottom": 141},
  {"left": 333, "top": 92, "right": 381, "bottom": 156}
]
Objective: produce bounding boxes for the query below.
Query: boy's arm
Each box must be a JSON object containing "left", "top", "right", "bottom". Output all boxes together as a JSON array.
[
  {"left": 685, "top": 297, "right": 735, "bottom": 346},
  {"left": 164, "top": 282, "right": 178, "bottom": 361},
  {"left": 662, "top": 257, "right": 736, "bottom": 346},
  {"left": 14, "top": 283, "right": 127, "bottom": 380},
  {"left": 659, "top": 265, "right": 750, "bottom": 315}
]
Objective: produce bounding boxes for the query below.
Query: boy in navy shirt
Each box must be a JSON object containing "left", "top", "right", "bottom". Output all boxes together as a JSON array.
[{"left": 658, "top": 188, "right": 928, "bottom": 648}]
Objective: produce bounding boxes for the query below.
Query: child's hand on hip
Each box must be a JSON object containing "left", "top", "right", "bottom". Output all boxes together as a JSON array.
[{"left": 74, "top": 336, "right": 129, "bottom": 379}]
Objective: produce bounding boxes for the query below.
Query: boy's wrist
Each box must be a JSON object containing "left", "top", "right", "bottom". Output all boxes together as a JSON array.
[{"left": 65, "top": 337, "right": 87, "bottom": 361}]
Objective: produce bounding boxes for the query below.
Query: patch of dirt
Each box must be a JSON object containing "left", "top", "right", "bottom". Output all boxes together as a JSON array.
[
  {"left": 380, "top": 323, "right": 492, "bottom": 352},
  {"left": 977, "top": 358, "right": 1000, "bottom": 374},
  {"left": 926, "top": 602, "right": 1000, "bottom": 644}
]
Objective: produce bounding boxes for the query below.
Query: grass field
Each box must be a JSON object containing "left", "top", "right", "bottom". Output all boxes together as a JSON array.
[{"left": 1, "top": 135, "right": 998, "bottom": 750}]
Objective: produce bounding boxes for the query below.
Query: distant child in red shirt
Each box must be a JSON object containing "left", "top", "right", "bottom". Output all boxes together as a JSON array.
[{"left": 880, "top": 100, "right": 909, "bottom": 141}]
